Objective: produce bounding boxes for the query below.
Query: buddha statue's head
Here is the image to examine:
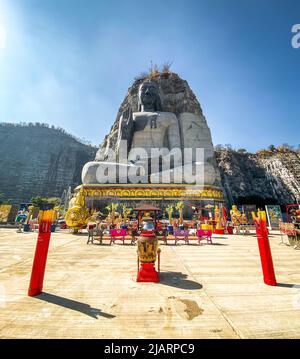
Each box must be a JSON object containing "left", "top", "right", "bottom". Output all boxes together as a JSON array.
[{"left": 138, "top": 80, "right": 162, "bottom": 112}]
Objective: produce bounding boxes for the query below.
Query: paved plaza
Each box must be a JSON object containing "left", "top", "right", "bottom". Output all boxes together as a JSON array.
[{"left": 0, "top": 228, "right": 299, "bottom": 339}]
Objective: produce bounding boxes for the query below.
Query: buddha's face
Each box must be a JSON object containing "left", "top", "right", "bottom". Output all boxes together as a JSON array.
[{"left": 139, "top": 81, "right": 158, "bottom": 110}]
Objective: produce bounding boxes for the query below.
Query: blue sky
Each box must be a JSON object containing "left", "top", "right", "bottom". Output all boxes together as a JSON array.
[{"left": 0, "top": 0, "right": 299, "bottom": 151}]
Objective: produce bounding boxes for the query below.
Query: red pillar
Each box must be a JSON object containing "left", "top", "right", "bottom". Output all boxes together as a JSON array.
[
  {"left": 254, "top": 215, "right": 277, "bottom": 286},
  {"left": 28, "top": 222, "right": 51, "bottom": 296}
]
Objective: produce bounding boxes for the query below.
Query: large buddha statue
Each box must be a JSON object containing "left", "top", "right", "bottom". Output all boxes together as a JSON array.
[
  {"left": 82, "top": 77, "right": 219, "bottom": 186},
  {"left": 118, "top": 80, "right": 182, "bottom": 174},
  {"left": 126, "top": 81, "right": 181, "bottom": 153}
]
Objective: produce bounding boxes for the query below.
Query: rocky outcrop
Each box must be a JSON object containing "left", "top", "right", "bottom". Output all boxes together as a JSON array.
[
  {"left": 216, "top": 149, "right": 300, "bottom": 206},
  {"left": 92, "top": 72, "right": 222, "bottom": 187},
  {"left": 0, "top": 124, "right": 97, "bottom": 203},
  {"left": 95, "top": 72, "right": 204, "bottom": 161}
]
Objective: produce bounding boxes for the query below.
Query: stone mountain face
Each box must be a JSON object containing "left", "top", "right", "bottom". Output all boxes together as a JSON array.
[
  {"left": 216, "top": 148, "right": 300, "bottom": 206},
  {"left": 95, "top": 73, "right": 205, "bottom": 161},
  {"left": 92, "top": 72, "right": 222, "bottom": 187},
  {"left": 0, "top": 124, "right": 97, "bottom": 203}
]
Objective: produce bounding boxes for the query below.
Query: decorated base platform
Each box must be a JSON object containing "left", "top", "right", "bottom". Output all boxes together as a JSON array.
[
  {"left": 65, "top": 184, "right": 224, "bottom": 229},
  {"left": 79, "top": 183, "right": 223, "bottom": 201}
]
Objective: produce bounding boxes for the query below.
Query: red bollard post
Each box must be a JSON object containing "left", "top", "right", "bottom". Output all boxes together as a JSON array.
[
  {"left": 253, "top": 211, "right": 277, "bottom": 286},
  {"left": 28, "top": 212, "right": 54, "bottom": 296}
]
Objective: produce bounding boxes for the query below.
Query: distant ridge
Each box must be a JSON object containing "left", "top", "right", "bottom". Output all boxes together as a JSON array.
[{"left": 0, "top": 123, "right": 97, "bottom": 203}]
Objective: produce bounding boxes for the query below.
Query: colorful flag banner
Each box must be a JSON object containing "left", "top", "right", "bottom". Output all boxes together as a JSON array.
[
  {"left": 265, "top": 205, "right": 282, "bottom": 229},
  {"left": 0, "top": 205, "right": 12, "bottom": 223}
]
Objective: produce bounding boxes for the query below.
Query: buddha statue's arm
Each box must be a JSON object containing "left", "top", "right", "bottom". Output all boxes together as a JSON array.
[
  {"left": 167, "top": 116, "right": 181, "bottom": 150},
  {"left": 117, "top": 107, "right": 133, "bottom": 153}
]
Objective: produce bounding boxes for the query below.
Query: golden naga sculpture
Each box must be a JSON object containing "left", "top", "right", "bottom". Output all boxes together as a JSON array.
[{"left": 65, "top": 188, "right": 90, "bottom": 230}]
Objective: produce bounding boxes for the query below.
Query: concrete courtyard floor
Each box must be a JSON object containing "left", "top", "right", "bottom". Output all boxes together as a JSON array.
[{"left": 0, "top": 228, "right": 299, "bottom": 339}]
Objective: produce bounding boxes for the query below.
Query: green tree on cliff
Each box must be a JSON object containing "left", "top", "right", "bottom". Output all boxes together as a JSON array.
[
  {"left": 237, "top": 148, "right": 247, "bottom": 153},
  {"left": 268, "top": 145, "right": 276, "bottom": 152},
  {"left": 31, "top": 196, "right": 60, "bottom": 208}
]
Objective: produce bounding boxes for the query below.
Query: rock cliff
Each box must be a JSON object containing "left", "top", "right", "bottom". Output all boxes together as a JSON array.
[
  {"left": 95, "top": 72, "right": 204, "bottom": 161},
  {"left": 92, "top": 72, "right": 222, "bottom": 187},
  {"left": 216, "top": 148, "right": 300, "bottom": 206},
  {"left": 0, "top": 123, "right": 97, "bottom": 203}
]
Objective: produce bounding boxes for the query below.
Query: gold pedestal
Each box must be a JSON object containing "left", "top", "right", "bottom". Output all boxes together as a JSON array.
[{"left": 65, "top": 184, "right": 224, "bottom": 229}]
